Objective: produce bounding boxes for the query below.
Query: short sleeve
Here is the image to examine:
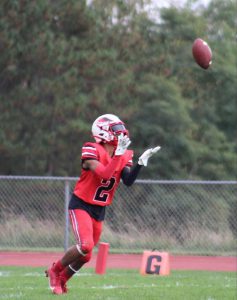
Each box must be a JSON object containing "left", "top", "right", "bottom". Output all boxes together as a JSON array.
[{"left": 81, "top": 142, "right": 98, "bottom": 160}]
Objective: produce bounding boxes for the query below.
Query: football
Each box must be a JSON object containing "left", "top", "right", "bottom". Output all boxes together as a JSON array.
[{"left": 192, "top": 38, "right": 212, "bottom": 69}]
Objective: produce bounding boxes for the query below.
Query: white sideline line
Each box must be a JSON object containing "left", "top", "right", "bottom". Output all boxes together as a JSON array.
[
  {"left": 78, "top": 282, "right": 235, "bottom": 290},
  {"left": 24, "top": 272, "right": 43, "bottom": 277},
  {"left": 0, "top": 293, "right": 23, "bottom": 299},
  {"left": 0, "top": 271, "right": 10, "bottom": 277}
]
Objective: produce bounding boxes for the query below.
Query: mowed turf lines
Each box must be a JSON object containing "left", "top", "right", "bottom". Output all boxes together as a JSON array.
[{"left": 0, "top": 267, "right": 236, "bottom": 300}]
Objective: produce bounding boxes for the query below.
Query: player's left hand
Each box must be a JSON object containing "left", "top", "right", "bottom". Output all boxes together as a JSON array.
[{"left": 138, "top": 146, "right": 161, "bottom": 167}]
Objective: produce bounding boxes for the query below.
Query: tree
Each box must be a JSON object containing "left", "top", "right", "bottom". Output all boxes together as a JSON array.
[{"left": 0, "top": 0, "right": 236, "bottom": 179}]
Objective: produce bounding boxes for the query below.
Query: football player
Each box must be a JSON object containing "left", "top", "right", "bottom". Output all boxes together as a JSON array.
[{"left": 46, "top": 114, "right": 160, "bottom": 294}]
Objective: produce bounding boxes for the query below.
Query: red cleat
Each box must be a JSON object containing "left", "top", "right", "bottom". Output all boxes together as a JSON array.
[
  {"left": 45, "top": 263, "right": 63, "bottom": 295},
  {"left": 60, "top": 276, "right": 68, "bottom": 294}
]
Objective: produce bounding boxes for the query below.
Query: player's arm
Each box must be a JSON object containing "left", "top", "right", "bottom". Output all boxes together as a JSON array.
[
  {"left": 121, "top": 146, "right": 161, "bottom": 186},
  {"left": 121, "top": 164, "right": 142, "bottom": 186},
  {"left": 82, "top": 157, "right": 121, "bottom": 180},
  {"left": 82, "top": 134, "right": 131, "bottom": 180}
]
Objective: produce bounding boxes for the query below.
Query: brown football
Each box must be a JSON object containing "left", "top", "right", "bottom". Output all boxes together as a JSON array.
[{"left": 192, "top": 38, "right": 212, "bottom": 69}]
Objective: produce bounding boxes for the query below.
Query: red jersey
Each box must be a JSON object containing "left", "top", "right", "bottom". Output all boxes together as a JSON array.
[{"left": 73, "top": 142, "right": 133, "bottom": 207}]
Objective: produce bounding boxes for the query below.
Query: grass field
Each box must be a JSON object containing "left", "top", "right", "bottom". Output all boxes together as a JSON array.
[{"left": 0, "top": 266, "right": 236, "bottom": 300}]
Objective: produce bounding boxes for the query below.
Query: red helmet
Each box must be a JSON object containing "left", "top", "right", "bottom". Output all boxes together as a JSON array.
[{"left": 92, "top": 114, "right": 129, "bottom": 146}]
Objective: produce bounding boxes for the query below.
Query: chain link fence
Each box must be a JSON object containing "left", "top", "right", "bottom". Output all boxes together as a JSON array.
[{"left": 0, "top": 176, "right": 236, "bottom": 255}]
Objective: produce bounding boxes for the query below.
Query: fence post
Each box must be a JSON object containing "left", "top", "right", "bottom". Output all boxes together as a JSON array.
[{"left": 64, "top": 180, "right": 70, "bottom": 252}]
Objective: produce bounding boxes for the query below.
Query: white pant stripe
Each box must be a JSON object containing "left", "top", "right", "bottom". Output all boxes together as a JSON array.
[{"left": 69, "top": 210, "right": 81, "bottom": 246}]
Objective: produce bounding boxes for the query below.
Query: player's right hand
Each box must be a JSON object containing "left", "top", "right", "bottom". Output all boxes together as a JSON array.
[{"left": 115, "top": 133, "right": 131, "bottom": 156}]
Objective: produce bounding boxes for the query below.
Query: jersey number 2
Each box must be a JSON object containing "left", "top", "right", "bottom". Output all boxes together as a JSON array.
[{"left": 94, "top": 178, "right": 116, "bottom": 202}]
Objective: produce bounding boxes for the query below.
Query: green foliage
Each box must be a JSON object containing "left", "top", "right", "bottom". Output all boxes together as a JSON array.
[{"left": 0, "top": 0, "right": 236, "bottom": 179}]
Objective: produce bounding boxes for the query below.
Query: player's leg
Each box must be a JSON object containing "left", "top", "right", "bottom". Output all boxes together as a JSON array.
[
  {"left": 59, "top": 214, "right": 103, "bottom": 292},
  {"left": 46, "top": 209, "right": 95, "bottom": 294},
  {"left": 58, "top": 247, "right": 92, "bottom": 293},
  {"left": 58, "top": 255, "right": 87, "bottom": 293}
]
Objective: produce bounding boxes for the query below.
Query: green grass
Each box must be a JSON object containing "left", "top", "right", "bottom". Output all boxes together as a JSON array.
[{"left": 0, "top": 267, "right": 236, "bottom": 300}]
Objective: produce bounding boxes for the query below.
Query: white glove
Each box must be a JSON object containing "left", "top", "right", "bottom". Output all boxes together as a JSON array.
[
  {"left": 138, "top": 146, "right": 161, "bottom": 167},
  {"left": 115, "top": 134, "right": 131, "bottom": 156}
]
